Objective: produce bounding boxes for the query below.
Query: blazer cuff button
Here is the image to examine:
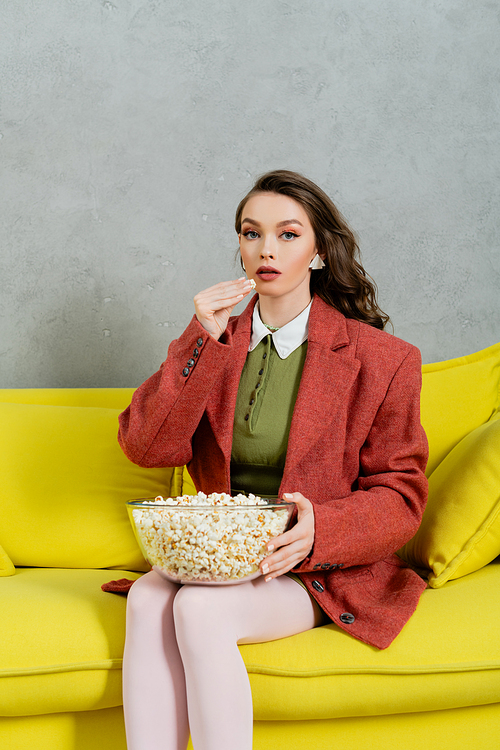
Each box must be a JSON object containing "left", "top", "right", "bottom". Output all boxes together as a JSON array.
[
  {"left": 182, "top": 368, "right": 190, "bottom": 377},
  {"left": 196, "top": 337, "right": 203, "bottom": 346},
  {"left": 312, "top": 580, "right": 324, "bottom": 593}
]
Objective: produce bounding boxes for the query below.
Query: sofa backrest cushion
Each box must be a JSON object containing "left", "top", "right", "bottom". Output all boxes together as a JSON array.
[
  {"left": 0, "top": 387, "right": 136, "bottom": 409},
  {"left": 420, "top": 341, "right": 500, "bottom": 476},
  {"left": 399, "top": 409, "right": 500, "bottom": 586},
  {"left": 0, "top": 402, "right": 174, "bottom": 571}
]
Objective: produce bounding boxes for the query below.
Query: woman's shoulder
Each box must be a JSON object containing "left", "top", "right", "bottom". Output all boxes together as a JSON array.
[
  {"left": 353, "top": 317, "right": 418, "bottom": 353},
  {"left": 311, "top": 295, "right": 420, "bottom": 362},
  {"left": 347, "top": 316, "right": 422, "bottom": 375}
]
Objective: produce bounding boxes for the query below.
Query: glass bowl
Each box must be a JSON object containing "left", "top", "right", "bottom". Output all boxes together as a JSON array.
[{"left": 126, "top": 494, "right": 295, "bottom": 585}]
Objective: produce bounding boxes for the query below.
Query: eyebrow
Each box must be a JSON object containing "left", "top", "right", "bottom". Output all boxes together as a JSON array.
[{"left": 241, "top": 218, "right": 304, "bottom": 228}]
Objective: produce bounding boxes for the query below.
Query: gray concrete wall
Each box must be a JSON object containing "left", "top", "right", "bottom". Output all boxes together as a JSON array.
[{"left": 1, "top": 0, "right": 499, "bottom": 388}]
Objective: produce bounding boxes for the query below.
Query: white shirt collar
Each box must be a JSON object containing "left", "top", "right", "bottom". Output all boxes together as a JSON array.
[{"left": 249, "top": 301, "right": 312, "bottom": 359}]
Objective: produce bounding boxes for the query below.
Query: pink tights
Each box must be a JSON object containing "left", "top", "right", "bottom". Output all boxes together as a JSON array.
[{"left": 122, "top": 570, "right": 325, "bottom": 750}]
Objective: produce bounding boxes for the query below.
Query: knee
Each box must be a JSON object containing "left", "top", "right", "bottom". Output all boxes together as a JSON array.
[
  {"left": 126, "top": 570, "right": 178, "bottom": 618},
  {"left": 172, "top": 585, "right": 214, "bottom": 633},
  {"left": 173, "top": 586, "right": 229, "bottom": 659},
  {"left": 173, "top": 585, "right": 248, "bottom": 654},
  {"left": 174, "top": 586, "right": 238, "bottom": 645}
]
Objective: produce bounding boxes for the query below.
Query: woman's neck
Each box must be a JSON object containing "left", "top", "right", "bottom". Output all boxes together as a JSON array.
[{"left": 258, "top": 292, "right": 312, "bottom": 329}]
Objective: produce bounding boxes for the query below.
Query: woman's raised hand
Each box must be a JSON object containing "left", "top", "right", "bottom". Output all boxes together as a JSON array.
[
  {"left": 260, "top": 493, "right": 315, "bottom": 581},
  {"left": 194, "top": 277, "right": 254, "bottom": 340}
]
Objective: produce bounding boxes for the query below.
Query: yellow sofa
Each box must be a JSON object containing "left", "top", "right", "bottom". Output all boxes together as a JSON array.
[{"left": 1, "top": 342, "right": 500, "bottom": 750}]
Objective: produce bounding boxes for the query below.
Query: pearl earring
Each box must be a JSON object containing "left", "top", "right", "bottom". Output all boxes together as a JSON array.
[{"left": 309, "top": 254, "right": 326, "bottom": 270}]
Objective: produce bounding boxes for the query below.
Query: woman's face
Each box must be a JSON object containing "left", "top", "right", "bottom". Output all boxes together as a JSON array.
[{"left": 238, "top": 192, "right": 318, "bottom": 305}]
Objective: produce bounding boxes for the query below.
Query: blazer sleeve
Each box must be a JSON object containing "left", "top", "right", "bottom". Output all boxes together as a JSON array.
[
  {"left": 294, "top": 346, "right": 429, "bottom": 571},
  {"left": 118, "top": 316, "right": 232, "bottom": 468}
]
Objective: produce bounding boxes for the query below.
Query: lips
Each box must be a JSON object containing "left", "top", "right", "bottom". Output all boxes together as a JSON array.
[{"left": 256, "top": 265, "right": 281, "bottom": 281}]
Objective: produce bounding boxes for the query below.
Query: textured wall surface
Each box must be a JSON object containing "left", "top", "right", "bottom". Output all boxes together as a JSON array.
[{"left": 1, "top": 0, "right": 499, "bottom": 387}]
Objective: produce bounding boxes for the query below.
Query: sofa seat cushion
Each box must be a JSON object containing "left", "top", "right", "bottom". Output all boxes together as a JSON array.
[
  {"left": 0, "top": 568, "right": 141, "bottom": 716},
  {"left": 243, "top": 561, "right": 500, "bottom": 720},
  {"left": 2, "top": 564, "right": 499, "bottom": 722}
]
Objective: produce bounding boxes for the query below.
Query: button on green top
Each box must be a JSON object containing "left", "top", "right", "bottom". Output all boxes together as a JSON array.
[{"left": 231, "top": 335, "right": 308, "bottom": 498}]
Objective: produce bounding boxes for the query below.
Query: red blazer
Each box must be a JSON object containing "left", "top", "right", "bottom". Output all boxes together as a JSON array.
[{"left": 119, "top": 295, "right": 429, "bottom": 649}]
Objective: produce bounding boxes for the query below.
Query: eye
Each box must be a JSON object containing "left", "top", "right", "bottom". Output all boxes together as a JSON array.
[
  {"left": 281, "top": 231, "right": 299, "bottom": 241},
  {"left": 242, "top": 230, "right": 259, "bottom": 239}
]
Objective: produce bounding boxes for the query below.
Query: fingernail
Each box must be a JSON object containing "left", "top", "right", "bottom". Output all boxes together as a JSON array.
[
  {"left": 262, "top": 563, "right": 269, "bottom": 574},
  {"left": 283, "top": 493, "right": 293, "bottom": 499},
  {"left": 267, "top": 544, "right": 274, "bottom": 552},
  {"left": 265, "top": 576, "right": 272, "bottom": 583}
]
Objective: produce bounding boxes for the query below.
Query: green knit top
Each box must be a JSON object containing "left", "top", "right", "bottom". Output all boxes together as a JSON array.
[{"left": 230, "top": 335, "right": 308, "bottom": 499}]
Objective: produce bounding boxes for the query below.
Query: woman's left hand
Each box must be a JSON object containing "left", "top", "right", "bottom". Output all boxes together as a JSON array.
[{"left": 260, "top": 492, "right": 315, "bottom": 581}]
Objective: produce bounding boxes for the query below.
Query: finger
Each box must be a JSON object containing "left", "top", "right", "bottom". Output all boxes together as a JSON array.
[
  {"left": 283, "top": 491, "right": 309, "bottom": 511},
  {"left": 202, "top": 293, "right": 247, "bottom": 312},
  {"left": 266, "top": 510, "right": 313, "bottom": 551},
  {"left": 261, "top": 547, "right": 306, "bottom": 580},
  {"left": 266, "top": 526, "right": 299, "bottom": 553},
  {"left": 195, "top": 286, "right": 253, "bottom": 313},
  {"left": 203, "top": 277, "right": 247, "bottom": 294},
  {"left": 261, "top": 523, "right": 314, "bottom": 574},
  {"left": 261, "top": 538, "right": 309, "bottom": 574},
  {"left": 195, "top": 278, "right": 252, "bottom": 301},
  {"left": 264, "top": 543, "right": 308, "bottom": 577},
  {"left": 263, "top": 562, "right": 296, "bottom": 580}
]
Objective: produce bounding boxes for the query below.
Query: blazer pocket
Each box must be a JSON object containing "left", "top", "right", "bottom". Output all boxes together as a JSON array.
[{"left": 335, "top": 566, "right": 373, "bottom": 582}]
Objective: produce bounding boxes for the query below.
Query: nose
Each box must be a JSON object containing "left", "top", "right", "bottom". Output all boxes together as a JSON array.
[{"left": 260, "top": 235, "right": 275, "bottom": 260}]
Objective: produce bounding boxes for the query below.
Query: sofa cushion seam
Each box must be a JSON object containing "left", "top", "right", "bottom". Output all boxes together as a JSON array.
[
  {"left": 243, "top": 661, "right": 500, "bottom": 677},
  {"left": 0, "top": 659, "right": 123, "bottom": 678}
]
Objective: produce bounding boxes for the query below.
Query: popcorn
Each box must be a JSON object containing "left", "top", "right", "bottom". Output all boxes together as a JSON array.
[
  {"left": 131, "top": 492, "right": 291, "bottom": 583},
  {"left": 249, "top": 278, "right": 257, "bottom": 289}
]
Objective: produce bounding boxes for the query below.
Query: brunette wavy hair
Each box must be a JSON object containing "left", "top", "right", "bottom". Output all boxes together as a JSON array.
[{"left": 234, "top": 170, "right": 390, "bottom": 331}]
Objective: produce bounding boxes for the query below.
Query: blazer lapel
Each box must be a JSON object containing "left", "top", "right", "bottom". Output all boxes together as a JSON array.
[{"left": 282, "top": 299, "right": 361, "bottom": 478}]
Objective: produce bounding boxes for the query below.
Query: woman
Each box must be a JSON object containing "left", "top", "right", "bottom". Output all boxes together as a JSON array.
[{"left": 118, "top": 170, "right": 428, "bottom": 750}]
